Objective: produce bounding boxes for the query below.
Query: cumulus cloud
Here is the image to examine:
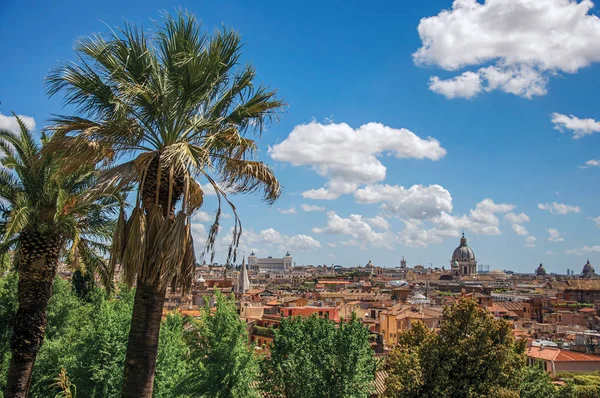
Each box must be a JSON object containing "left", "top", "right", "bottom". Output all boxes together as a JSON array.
[
  {"left": 287, "top": 235, "right": 322, "bottom": 251},
  {"left": 301, "top": 204, "right": 326, "bottom": 212},
  {"left": 428, "top": 72, "right": 482, "bottom": 99},
  {"left": 269, "top": 122, "right": 446, "bottom": 200},
  {"left": 355, "top": 184, "right": 453, "bottom": 219},
  {"left": 547, "top": 228, "right": 564, "bottom": 242},
  {"left": 278, "top": 207, "right": 297, "bottom": 215},
  {"left": 538, "top": 202, "right": 581, "bottom": 215},
  {"left": 565, "top": 245, "right": 600, "bottom": 256},
  {"left": 192, "top": 211, "right": 214, "bottom": 223},
  {"left": 525, "top": 236, "right": 536, "bottom": 248},
  {"left": 593, "top": 216, "right": 600, "bottom": 228},
  {"left": 505, "top": 212, "right": 530, "bottom": 225},
  {"left": 365, "top": 216, "right": 390, "bottom": 231},
  {"left": 414, "top": 0, "right": 600, "bottom": 98},
  {"left": 551, "top": 113, "right": 600, "bottom": 139},
  {"left": 0, "top": 113, "right": 36, "bottom": 134},
  {"left": 512, "top": 224, "right": 529, "bottom": 236},
  {"left": 581, "top": 159, "right": 600, "bottom": 168},
  {"left": 241, "top": 228, "right": 321, "bottom": 252},
  {"left": 313, "top": 212, "right": 397, "bottom": 249}
]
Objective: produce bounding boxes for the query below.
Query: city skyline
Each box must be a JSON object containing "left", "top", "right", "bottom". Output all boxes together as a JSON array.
[{"left": 1, "top": 0, "right": 600, "bottom": 274}]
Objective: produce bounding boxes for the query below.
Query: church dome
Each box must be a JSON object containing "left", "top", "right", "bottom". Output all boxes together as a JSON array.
[
  {"left": 452, "top": 233, "right": 475, "bottom": 261},
  {"left": 582, "top": 260, "right": 595, "bottom": 276},
  {"left": 536, "top": 263, "right": 547, "bottom": 276}
]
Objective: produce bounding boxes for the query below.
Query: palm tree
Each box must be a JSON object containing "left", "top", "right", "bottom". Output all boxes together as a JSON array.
[
  {"left": 46, "top": 11, "right": 283, "bottom": 397},
  {"left": 0, "top": 115, "right": 118, "bottom": 398}
]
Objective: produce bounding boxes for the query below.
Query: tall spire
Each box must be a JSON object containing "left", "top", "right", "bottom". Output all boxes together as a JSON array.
[{"left": 236, "top": 256, "right": 250, "bottom": 294}]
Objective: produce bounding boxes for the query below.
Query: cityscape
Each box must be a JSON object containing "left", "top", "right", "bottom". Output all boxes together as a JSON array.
[{"left": 2, "top": 0, "right": 600, "bottom": 397}]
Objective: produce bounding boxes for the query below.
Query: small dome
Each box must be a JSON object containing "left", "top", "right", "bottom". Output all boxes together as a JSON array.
[
  {"left": 452, "top": 233, "right": 475, "bottom": 261},
  {"left": 582, "top": 260, "right": 595, "bottom": 277},
  {"left": 536, "top": 263, "right": 547, "bottom": 276},
  {"left": 196, "top": 275, "right": 206, "bottom": 283},
  {"left": 366, "top": 260, "right": 375, "bottom": 268}
]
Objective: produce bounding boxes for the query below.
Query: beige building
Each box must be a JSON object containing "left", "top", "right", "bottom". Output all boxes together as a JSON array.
[
  {"left": 248, "top": 252, "right": 292, "bottom": 273},
  {"left": 379, "top": 304, "right": 443, "bottom": 346}
]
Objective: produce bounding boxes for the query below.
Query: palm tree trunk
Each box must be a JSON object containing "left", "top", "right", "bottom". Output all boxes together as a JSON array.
[
  {"left": 3, "top": 234, "right": 60, "bottom": 398},
  {"left": 121, "top": 154, "right": 183, "bottom": 397},
  {"left": 121, "top": 281, "right": 167, "bottom": 397}
]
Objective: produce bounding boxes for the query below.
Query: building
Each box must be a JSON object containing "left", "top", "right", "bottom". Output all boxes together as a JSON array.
[
  {"left": 451, "top": 233, "right": 477, "bottom": 278},
  {"left": 527, "top": 346, "right": 600, "bottom": 377},
  {"left": 536, "top": 263, "right": 547, "bottom": 277},
  {"left": 248, "top": 251, "right": 292, "bottom": 273},
  {"left": 379, "top": 304, "right": 443, "bottom": 346},
  {"left": 582, "top": 259, "right": 597, "bottom": 279}
]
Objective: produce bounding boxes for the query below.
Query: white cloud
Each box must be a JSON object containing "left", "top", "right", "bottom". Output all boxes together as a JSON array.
[
  {"left": 525, "top": 236, "right": 536, "bottom": 248},
  {"left": 355, "top": 184, "right": 453, "bottom": 219},
  {"left": 278, "top": 207, "right": 297, "bottom": 215},
  {"left": 327, "top": 242, "right": 336, "bottom": 248},
  {"left": 545, "top": 250, "right": 557, "bottom": 256},
  {"left": 428, "top": 72, "right": 482, "bottom": 99},
  {"left": 313, "top": 212, "right": 397, "bottom": 249},
  {"left": 414, "top": 0, "right": 600, "bottom": 98},
  {"left": 593, "top": 216, "right": 600, "bottom": 228},
  {"left": 269, "top": 122, "right": 446, "bottom": 200},
  {"left": 551, "top": 113, "right": 600, "bottom": 139},
  {"left": 538, "top": 202, "right": 581, "bottom": 215},
  {"left": 581, "top": 159, "right": 600, "bottom": 168},
  {"left": 512, "top": 224, "right": 529, "bottom": 236},
  {"left": 565, "top": 245, "right": 600, "bottom": 256},
  {"left": 192, "top": 211, "right": 214, "bottom": 223},
  {"left": 365, "top": 216, "right": 390, "bottom": 231},
  {"left": 287, "top": 235, "right": 322, "bottom": 251},
  {"left": 547, "top": 228, "right": 564, "bottom": 242},
  {"left": 0, "top": 113, "right": 36, "bottom": 134},
  {"left": 301, "top": 204, "right": 326, "bottom": 212},
  {"left": 239, "top": 228, "right": 321, "bottom": 252},
  {"left": 200, "top": 183, "right": 217, "bottom": 196},
  {"left": 505, "top": 212, "right": 530, "bottom": 225}
]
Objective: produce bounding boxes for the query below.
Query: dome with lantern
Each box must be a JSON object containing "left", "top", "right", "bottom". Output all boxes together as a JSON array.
[{"left": 452, "top": 233, "right": 475, "bottom": 261}]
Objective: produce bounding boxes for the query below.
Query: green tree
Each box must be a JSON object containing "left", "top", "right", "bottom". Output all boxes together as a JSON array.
[
  {"left": 263, "top": 314, "right": 377, "bottom": 398},
  {"left": 385, "top": 298, "right": 526, "bottom": 397},
  {"left": 0, "top": 117, "right": 117, "bottom": 398},
  {"left": 177, "top": 291, "right": 259, "bottom": 398},
  {"left": 520, "top": 364, "right": 558, "bottom": 398},
  {"left": 46, "top": 10, "right": 283, "bottom": 396},
  {"left": 0, "top": 272, "right": 18, "bottom": 394}
]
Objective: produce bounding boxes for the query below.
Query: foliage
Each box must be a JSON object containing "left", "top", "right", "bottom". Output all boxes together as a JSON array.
[
  {"left": 71, "top": 269, "right": 95, "bottom": 301},
  {"left": 153, "top": 312, "right": 190, "bottom": 398},
  {"left": 385, "top": 298, "right": 526, "bottom": 397},
  {"left": 176, "top": 291, "right": 260, "bottom": 398},
  {"left": 557, "top": 372, "right": 600, "bottom": 397},
  {"left": 263, "top": 313, "right": 377, "bottom": 398},
  {"left": 50, "top": 368, "right": 76, "bottom": 398},
  {"left": 0, "top": 275, "right": 191, "bottom": 397},
  {"left": 0, "top": 272, "right": 18, "bottom": 393},
  {"left": 520, "top": 364, "right": 558, "bottom": 398}
]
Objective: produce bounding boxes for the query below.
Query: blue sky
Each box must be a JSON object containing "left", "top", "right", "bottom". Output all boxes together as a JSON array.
[{"left": 1, "top": 0, "right": 600, "bottom": 273}]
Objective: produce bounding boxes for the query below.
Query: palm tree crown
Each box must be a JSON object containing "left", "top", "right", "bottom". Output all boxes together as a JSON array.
[
  {"left": 47, "top": 11, "right": 283, "bottom": 291},
  {"left": 0, "top": 115, "right": 116, "bottom": 282}
]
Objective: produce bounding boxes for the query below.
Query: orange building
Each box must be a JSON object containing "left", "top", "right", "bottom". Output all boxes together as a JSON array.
[{"left": 281, "top": 306, "right": 339, "bottom": 321}]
